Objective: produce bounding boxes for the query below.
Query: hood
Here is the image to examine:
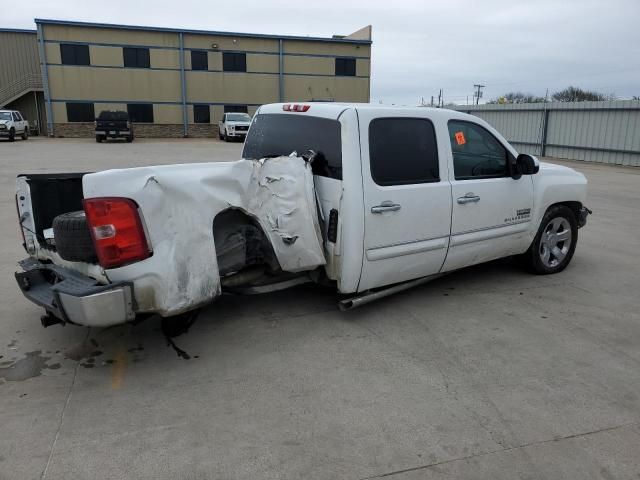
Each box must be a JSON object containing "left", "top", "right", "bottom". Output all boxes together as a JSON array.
[
  {"left": 226, "top": 121, "right": 251, "bottom": 127},
  {"left": 539, "top": 161, "right": 587, "bottom": 182},
  {"left": 0, "top": 120, "right": 9, "bottom": 126}
]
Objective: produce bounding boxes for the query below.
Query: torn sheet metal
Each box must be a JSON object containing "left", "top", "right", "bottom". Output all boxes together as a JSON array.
[{"left": 82, "top": 156, "right": 325, "bottom": 316}]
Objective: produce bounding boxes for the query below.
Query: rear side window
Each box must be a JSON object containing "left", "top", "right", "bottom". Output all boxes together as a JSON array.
[
  {"left": 243, "top": 113, "right": 342, "bottom": 180},
  {"left": 369, "top": 118, "right": 439, "bottom": 185}
]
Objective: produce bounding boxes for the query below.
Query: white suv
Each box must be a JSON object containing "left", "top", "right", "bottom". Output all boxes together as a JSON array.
[
  {"left": 0, "top": 110, "right": 29, "bottom": 141},
  {"left": 218, "top": 112, "right": 252, "bottom": 141}
]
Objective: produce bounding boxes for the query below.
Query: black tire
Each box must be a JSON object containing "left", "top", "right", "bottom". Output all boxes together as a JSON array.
[
  {"left": 221, "top": 129, "right": 226, "bottom": 141},
  {"left": 218, "top": 129, "right": 223, "bottom": 140},
  {"left": 522, "top": 205, "right": 578, "bottom": 275},
  {"left": 53, "top": 211, "right": 98, "bottom": 263},
  {"left": 22, "top": 127, "right": 29, "bottom": 140},
  {"left": 96, "top": 135, "right": 103, "bottom": 143},
  {"left": 126, "top": 134, "right": 133, "bottom": 143},
  {"left": 9, "top": 128, "right": 15, "bottom": 142}
]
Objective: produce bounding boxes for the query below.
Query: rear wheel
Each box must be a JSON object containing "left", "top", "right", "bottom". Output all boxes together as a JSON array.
[
  {"left": 522, "top": 205, "right": 578, "bottom": 274},
  {"left": 21, "top": 127, "right": 29, "bottom": 140}
]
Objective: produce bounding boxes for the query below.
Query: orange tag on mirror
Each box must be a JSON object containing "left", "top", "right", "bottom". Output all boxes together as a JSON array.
[{"left": 455, "top": 131, "right": 466, "bottom": 145}]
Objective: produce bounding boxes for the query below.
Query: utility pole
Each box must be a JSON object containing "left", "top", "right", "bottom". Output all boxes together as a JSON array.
[
  {"left": 473, "top": 84, "right": 485, "bottom": 105},
  {"left": 430, "top": 95, "right": 434, "bottom": 107},
  {"left": 437, "top": 89, "right": 442, "bottom": 108}
]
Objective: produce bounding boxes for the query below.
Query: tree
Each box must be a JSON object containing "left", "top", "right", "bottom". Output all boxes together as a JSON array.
[
  {"left": 487, "top": 92, "right": 545, "bottom": 104},
  {"left": 551, "top": 86, "right": 610, "bottom": 102}
]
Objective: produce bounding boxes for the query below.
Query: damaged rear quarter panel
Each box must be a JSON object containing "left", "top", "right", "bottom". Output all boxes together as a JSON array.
[{"left": 82, "top": 156, "right": 325, "bottom": 316}]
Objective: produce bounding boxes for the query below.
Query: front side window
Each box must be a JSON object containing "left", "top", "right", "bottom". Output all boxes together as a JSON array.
[
  {"left": 12, "top": 112, "right": 20, "bottom": 121},
  {"left": 66, "top": 103, "right": 95, "bottom": 122},
  {"left": 335, "top": 57, "right": 356, "bottom": 76},
  {"left": 123, "top": 47, "right": 150, "bottom": 68},
  {"left": 60, "top": 44, "right": 90, "bottom": 66},
  {"left": 127, "top": 104, "right": 154, "bottom": 123},
  {"left": 223, "top": 53, "right": 246, "bottom": 72},
  {"left": 369, "top": 118, "right": 439, "bottom": 186},
  {"left": 243, "top": 113, "right": 342, "bottom": 180},
  {"left": 191, "top": 50, "right": 208, "bottom": 71},
  {"left": 448, "top": 120, "right": 510, "bottom": 180},
  {"left": 193, "top": 104, "right": 210, "bottom": 123}
]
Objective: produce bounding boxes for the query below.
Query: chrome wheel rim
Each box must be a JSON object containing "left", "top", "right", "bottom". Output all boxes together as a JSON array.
[{"left": 539, "top": 217, "right": 572, "bottom": 268}]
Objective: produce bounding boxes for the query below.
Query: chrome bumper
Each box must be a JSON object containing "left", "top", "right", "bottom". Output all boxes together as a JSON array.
[{"left": 15, "top": 258, "right": 135, "bottom": 327}]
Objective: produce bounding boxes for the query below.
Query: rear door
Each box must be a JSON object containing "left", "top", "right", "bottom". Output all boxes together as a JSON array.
[
  {"left": 357, "top": 111, "right": 452, "bottom": 291},
  {"left": 442, "top": 119, "right": 534, "bottom": 272}
]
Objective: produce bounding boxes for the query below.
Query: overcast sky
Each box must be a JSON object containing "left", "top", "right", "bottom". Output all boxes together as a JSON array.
[{"left": 5, "top": 0, "right": 640, "bottom": 105}]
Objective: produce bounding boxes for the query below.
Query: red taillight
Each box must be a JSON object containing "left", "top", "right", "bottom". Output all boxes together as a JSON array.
[
  {"left": 83, "top": 197, "right": 151, "bottom": 269},
  {"left": 282, "top": 104, "right": 310, "bottom": 112}
]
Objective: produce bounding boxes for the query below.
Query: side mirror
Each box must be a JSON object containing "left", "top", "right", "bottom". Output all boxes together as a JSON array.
[{"left": 514, "top": 154, "right": 539, "bottom": 177}]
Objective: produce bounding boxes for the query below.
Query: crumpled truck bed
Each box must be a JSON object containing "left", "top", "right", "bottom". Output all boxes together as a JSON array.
[{"left": 82, "top": 155, "right": 326, "bottom": 316}]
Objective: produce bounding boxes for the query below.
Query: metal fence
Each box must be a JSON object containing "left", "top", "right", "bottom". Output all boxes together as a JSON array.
[{"left": 453, "top": 100, "right": 640, "bottom": 167}]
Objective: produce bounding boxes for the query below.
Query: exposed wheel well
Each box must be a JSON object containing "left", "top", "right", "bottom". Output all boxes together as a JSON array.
[{"left": 212, "top": 208, "right": 280, "bottom": 277}]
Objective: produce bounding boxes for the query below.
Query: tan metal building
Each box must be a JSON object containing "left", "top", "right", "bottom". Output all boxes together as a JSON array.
[
  {"left": 0, "top": 28, "right": 47, "bottom": 135},
  {"left": 35, "top": 19, "right": 372, "bottom": 137}
]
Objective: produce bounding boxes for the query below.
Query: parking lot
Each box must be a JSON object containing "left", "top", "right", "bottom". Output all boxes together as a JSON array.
[{"left": 1, "top": 137, "right": 639, "bottom": 479}]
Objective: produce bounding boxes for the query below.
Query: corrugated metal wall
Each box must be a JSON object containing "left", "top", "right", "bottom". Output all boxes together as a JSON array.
[
  {"left": 454, "top": 100, "right": 640, "bottom": 167},
  {"left": 0, "top": 29, "right": 40, "bottom": 88}
]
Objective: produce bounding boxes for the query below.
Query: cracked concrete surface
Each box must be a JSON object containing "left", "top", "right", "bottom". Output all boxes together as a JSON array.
[{"left": 0, "top": 138, "right": 639, "bottom": 480}]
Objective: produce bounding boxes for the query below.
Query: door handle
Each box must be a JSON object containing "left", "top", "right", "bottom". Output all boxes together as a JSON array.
[
  {"left": 371, "top": 201, "right": 402, "bottom": 214},
  {"left": 457, "top": 193, "right": 480, "bottom": 205}
]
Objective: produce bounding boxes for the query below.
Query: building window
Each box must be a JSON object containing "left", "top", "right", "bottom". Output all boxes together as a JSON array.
[
  {"left": 60, "top": 44, "right": 90, "bottom": 66},
  {"left": 223, "top": 53, "right": 246, "bottom": 72},
  {"left": 369, "top": 118, "right": 440, "bottom": 186},
  {"left": 191, "top": 51, "right": 208, "bottom": 71},
  {"left": 123, "top": 47, "right": 150, "bottom": 68},
  {"left": 224, "top": 105, "right": 248, "bottom": 113},
  {"left": 193, "top": 105, "right": 210, "bottom": 123},
  {"left": 127, "top": 104, "right": 154, "bottom": 123},
  {"left": 335, "top": 57, "right": 356, "bottom": 77},
  {"left": 66, "top": 103, "right": 95, "bottom": 122}
]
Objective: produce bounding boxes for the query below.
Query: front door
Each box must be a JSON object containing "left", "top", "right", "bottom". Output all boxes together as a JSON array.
[
  {"left": 442, "top": 119, "right": 534, "bottom": 272},
  {"left": 357, "top": 112, "right": 452, "bottom": 292}
]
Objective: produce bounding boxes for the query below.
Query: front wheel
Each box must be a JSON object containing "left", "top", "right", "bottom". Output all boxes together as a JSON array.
[
  {"left": 9, "top": 128, "right": 15, "bottom": 142},
  {"left": 522, "top": 205, "right": 578, "bottom": 274}
]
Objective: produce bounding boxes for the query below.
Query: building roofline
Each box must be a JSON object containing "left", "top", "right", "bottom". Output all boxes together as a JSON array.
[
  {"left": 0, "top": 27, "right": 36, "bottom": 34},
  {"left": 34, "top": 18, "right": 372, "bottom": 45}
]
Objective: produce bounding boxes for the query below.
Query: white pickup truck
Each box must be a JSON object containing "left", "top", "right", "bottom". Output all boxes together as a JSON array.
[{"left": 15, "top": 103, "right": 590, "bottom": 328}]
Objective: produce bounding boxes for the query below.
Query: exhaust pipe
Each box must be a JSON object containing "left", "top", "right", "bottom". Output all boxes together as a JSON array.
[
  {"left": 339, "top": 274, "right": 442, "bottom": 311},
  {"left": 41, "top": 312, "right": 63, "bottom": 328}
]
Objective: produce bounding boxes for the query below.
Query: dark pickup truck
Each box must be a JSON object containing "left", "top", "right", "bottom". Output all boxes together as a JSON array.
[{"left": 95, "top": 111, "right": 134, "bottom": 143}]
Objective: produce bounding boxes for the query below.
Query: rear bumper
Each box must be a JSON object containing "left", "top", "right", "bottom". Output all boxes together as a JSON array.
[
  {"left": 15, "top": 258, "right": 135, "bottom": 327},
  {"left": 95, "top": 130, "right": 131, "bottom": 137}
]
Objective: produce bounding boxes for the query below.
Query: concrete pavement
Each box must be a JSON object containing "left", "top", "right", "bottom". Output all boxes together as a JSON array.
[{"left": 0, "top": 137, "right": 639, "bottom": 479}]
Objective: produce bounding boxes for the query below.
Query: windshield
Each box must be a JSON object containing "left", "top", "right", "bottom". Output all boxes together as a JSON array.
[
  {"left": 227, "top": 113, "right": 251, "bottom": 122},
  {"left": 98, "top": 111, "right": 128, "bottom": 121},
  {"left": 0, "top": 112, "right": 12, "bottom": 121},
  {"left": 242, "top": 113, "right": 342, "bottom": 180}
]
